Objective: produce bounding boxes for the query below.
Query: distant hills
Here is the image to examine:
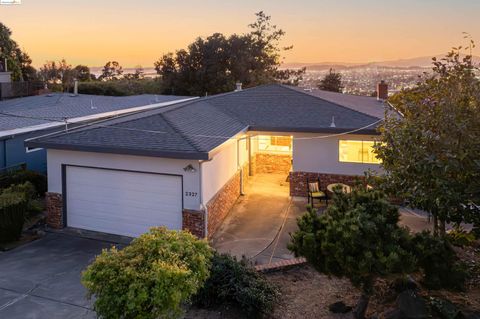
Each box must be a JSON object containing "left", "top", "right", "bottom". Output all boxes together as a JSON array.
[{"left": 284, "top": 54, "right": 480, "bottom": 70}]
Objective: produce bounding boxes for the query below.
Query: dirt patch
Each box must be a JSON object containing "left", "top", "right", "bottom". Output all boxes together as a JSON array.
[
  {"left": 187, "top": 249, "right": 480, "bottom": 318},
  {"left": 268, "top": 264, "right": 359, "bottom": 319}
]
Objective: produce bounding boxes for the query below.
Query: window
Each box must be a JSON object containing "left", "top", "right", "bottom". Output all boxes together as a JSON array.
[
  {"left": 339, "top": 140, "right": 380, "bottom": 164},
  {"left": 257, "top": 135, "right": 292, "bottom": 153}
]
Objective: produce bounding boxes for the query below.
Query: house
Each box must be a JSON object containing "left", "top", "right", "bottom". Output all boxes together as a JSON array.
[
  {"left": 0, "top": 93, "right": 194, "bottom": 172},
  {"left": 26, "top": 83, "right": 396, "bottom": 239}
]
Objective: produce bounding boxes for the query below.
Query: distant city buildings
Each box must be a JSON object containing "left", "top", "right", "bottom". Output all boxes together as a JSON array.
[{"left": 299, "top": 66, "right": 430, "bottom": 96}]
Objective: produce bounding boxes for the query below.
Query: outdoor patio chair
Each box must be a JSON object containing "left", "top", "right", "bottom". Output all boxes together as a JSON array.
[{"left": 307, "top": 177, "right": 328, "bottom": 207}]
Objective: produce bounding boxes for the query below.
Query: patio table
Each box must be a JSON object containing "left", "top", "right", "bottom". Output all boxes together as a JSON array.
[{"left": 327, "top": 183, "right": 352, "bottom": 194}]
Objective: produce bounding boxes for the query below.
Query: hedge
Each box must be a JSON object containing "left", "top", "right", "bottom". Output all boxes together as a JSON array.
[
  {"left": 0, "top": 170, "right": 47, "bottom": 197},
  {"left": 0, "top": 192, "right": 27, "bottom": 243}
]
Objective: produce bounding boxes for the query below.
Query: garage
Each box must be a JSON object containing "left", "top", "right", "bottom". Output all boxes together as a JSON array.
[{"left": 65, "top": 166, "right": 183, "bottom": 237}]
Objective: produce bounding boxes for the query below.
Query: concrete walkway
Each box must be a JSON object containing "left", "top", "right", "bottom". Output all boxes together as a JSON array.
[{"left": 211, "top": 173, "right": 304, "bottom": 264}]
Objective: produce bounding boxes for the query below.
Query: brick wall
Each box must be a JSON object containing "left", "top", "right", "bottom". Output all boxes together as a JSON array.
[
  {"left": 182, "top": 209, "right": 206, "bottom": 238},
  {"left": 206, "top": 170, "right": 241, "bottom": 238},
  {"left": 289, "top": 171, "right": 365, "bottom": 197},
  {"left": 45, "top": 192, "right": 63, "bottom": 229},
  {"left": 254, "top": 153, "right": 292, "bottom": 175}
]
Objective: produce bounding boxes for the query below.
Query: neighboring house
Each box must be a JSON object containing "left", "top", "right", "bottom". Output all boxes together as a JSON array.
[
  {"left": 27, "top": 84, "right": 396, "bottom": 239},
  {"left": 0, "top": 93, "right": 195, "bottom": 172}
]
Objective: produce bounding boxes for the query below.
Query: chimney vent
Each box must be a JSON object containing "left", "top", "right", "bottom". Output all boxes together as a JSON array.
[
  {"left": 377, "top": 80, "right": 388, "bottom": 100},
  {"left": 235, "top": 82, "right": 242, "bottom": 92},
  {"left": 73, "top": 80, "right": 78, "bottom": 96}
]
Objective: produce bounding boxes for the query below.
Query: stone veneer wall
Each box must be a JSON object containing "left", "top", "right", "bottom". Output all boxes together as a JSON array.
[
  {"left": 289, "top": 171, "right": 365, "bottom": 197},
  {"left": 45, "top": 192, "right": 63, "bottom": 229},
  {"left": 182, "top": 209, "right": 206, "bottom": 238},
  {"left": 254, "top": 153, "right": 292, "bottom": 175},
  {"left": 206, "top": 170, "right": 241, "bottom": 238}
]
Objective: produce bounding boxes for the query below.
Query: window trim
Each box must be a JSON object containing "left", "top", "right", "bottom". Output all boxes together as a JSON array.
[{"left": 26, "top": 146, "right": 43, "bottom": 153}]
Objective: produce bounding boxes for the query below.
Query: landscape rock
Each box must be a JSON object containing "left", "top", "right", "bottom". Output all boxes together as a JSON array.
[
  {"left": 430, "top": 297, "right": 460, "bottom": 319},
  {"left": 384, "top": 308, "right": 404, "bottom": 319},
  {"left": 462, "top": 311, "right": 480, "bottom": 319},
  {"left": 396, "top": 290, "right": 428, "bottom": 319},
  {"left": 328, "top": 301, "right": 352, "bottom": 313},
  {"left": 391, "top": 275, "right": 419, "bottom": 293}
]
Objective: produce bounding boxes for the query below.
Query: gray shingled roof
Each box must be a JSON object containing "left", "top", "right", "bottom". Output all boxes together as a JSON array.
[
  {"left": 207, "top": 85, "right": 381, "bottom": 131},
  {"left": 291, "top": 87, "right": 390, "bottom": 119},
  {"left": 0, "top": 93, "right": 190, "bottom": 132},
  {"left": 27, "top": 84, "right": 384, "bottom": 160}
]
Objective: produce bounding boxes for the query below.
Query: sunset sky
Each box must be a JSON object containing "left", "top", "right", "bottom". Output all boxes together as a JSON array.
[{"left": 1, "top": 0, "right": 479, "bottom": 68}]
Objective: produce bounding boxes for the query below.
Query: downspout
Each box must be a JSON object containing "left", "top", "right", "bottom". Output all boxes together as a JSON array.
[
  {"left": 237, "top": 138, "right": 245, "bottom": 195},
  {"left": 248, "top": 135, "right": 252, "bottom": 177},
  {"left": 2, "top": 139, "right": 6, "bottom": 169},
  {"left": 199, "top": 160, "right": 208, "bottom": 239}
]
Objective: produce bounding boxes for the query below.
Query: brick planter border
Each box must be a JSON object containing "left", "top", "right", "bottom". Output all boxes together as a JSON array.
[{"left": 255, "top": 257, "right": 307, "bottom": 273}]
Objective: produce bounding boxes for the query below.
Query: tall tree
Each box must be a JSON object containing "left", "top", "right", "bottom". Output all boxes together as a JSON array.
[
  {"left": 374, "top": 43, "right": 480, "bottom": 236},
  {"left": 124, "top": 65, "right": 145, "bottom": 80},
  {"left": 99, "top": 61, "right": 123, "bottom": 81},
  {"left": 0, "top": 22, "right": 35, "bottom": 81},
  {"left": 318, "top": 68, "right": 343, "bottom": 92},
  {"left": 74, "top": 65, "right": 94, "bottom": 81},
  {"left": 154, "top": 12, "right": 305, "bottom": 95},
  {"left": 39, "top": 59, "right": 76, "bottom": 91}
]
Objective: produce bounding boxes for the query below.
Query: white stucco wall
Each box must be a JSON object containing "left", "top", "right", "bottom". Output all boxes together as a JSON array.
[
  {"left": 292, "top": 133, "right": 382, "bottom": 176},
  {"left": 200, "top": 136, "right": 248, "bottom": 205},
  {"left": 47, "top": 149, "right": 202, "bottom": 210}
]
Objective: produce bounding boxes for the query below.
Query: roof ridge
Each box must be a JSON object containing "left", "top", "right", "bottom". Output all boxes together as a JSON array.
[
  {"left": 279, "top": 84, "right": 382, "bottom": 120},
  {"left": 160, "top": 84, "right": 274, "bottom": 115},
  {"left": 314, "top": 88, "right": 378, "bottom": 100}
]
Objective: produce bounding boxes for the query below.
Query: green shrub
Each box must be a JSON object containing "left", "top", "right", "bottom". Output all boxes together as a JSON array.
[
  {"left": 81, "top": 227, "right": 213, "bottom": 319},
  {"left": 0, "top": 170, "right": 47, "bottom": 197},
  {"left": 411, "top": 231, "right": 468, "bottom": 290},
  {"left": 2, "top": 182, "right": 43, "bottom": 216},
  {"left": 2, "top": 182, "right": 36, "bottom": 201},
  {"left": 194, "top": 253, "right": 279, "bottom": 318},
  {"left": 447, "top": 226, "right": 476, "bottom": 247},
  {"left": 0, "top": 191, "right": 28, "bottom": 243},
  {"left": 78, "top": 79, "right": 164, "bottom": 96},
  {"left": 289, "top": 189, "right": 416, "bottom": 318}
]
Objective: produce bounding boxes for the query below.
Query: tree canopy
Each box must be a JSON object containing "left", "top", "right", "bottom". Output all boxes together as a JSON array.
[
  {"left": 374, "top": 43, "right": 480, "bottom": 235},
  {"left": 317, "top": 68, "right": 343, "bottom": 92},
  {"left": 99, "top": 61, "right": 123, "bottom": 81},
  {"left": 0, "top": 22, "right": 36, "bottom": 81},
  {"left": 154, "top": 11, "right": 305, "bottom": 96}
]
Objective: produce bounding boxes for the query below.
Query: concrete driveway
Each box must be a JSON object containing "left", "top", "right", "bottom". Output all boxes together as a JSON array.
[
  {"left": 211, "top": 173, "right": 307, "bottom": 265},
  {"left": 0, "top": 232, "right": 121, "bottom": 319}
]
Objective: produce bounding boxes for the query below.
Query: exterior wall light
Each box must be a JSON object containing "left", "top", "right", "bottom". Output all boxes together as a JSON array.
[{"left": 183, "top": 164, "right": 197, "bottom": 173}]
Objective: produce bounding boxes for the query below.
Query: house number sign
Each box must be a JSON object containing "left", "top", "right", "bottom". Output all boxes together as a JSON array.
[{"left": 185, "top": 191, "right": 198, "bottom": 197}]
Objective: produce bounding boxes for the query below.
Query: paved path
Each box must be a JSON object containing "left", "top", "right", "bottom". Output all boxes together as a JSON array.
[
  {"left": 211, "top": 173, "right": 301, "bottom": 264},
  {"left": 0, "top": 233, "right": 120, "bottom": 319}
]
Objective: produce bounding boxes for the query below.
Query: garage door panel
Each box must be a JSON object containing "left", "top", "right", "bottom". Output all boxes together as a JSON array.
[
  {"left": 68, "top": 202, "right": 182, "bottom": 225},
  {"left": 69, "top": 174, "right": 180, "bottom": 196},
  {"left": 66, "top": 166, "right": 183, "bottom": 237},
  {"left": 67, "top": 192, "right": 182, "bottom": 211}
]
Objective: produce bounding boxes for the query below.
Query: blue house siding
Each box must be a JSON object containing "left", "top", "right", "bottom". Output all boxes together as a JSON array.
[
  {"left": 1, "top": 128, "right": 61, "bottom": 173},
  {"left": 0, "top": 140, "right": 6, "bottom": 169},
  {"left": 5, "top": 136, "right": 47, "bottom": 172}
]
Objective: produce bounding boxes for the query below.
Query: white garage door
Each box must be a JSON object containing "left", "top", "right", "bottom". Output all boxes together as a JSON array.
[{"left": 66, "top": 166, "right": 182, "bottom": 237}]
